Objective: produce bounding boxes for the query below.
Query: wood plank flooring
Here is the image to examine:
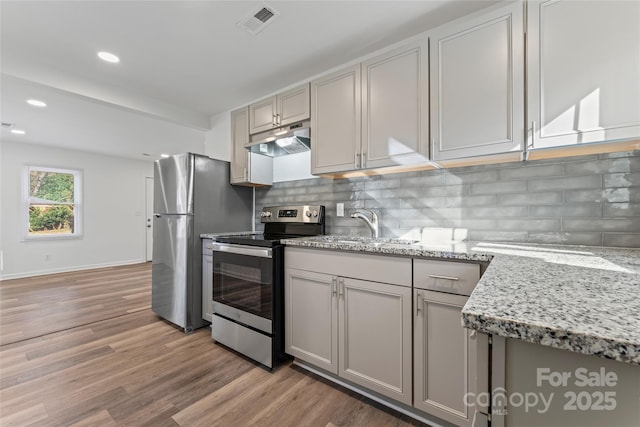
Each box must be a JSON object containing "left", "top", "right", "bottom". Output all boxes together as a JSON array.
[{"left": 0, "top": 264, "right": 426, "bottom": 426}]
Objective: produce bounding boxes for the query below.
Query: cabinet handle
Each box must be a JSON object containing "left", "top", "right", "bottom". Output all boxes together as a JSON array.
[
  {"left": 416, "top": 291, "right": 422, "bottom": 315},
  {"left": 276, "top": 114, "right": 281, "bottom": 125},
  {"left": 355, "top": 153, "right": 361, "bottom": 169},
  {"left": 529, "top": 120, "right": 536, "bottom": 149},
  {"left": 272, "top": 114, "right": 277, "bottom": 126},
  {"left": 331, "top": 277, "right": 337, "bottom": 297},
  {"left": 428, "top": 274, "right": 459, "bottom": 281},
  {"left": 243, "top": 167, "right": 248, "bottom": 181},
  {"left": 338, "top": 278, "right": 344, "bottom": 298},
  {"left": 362, "top": 151, "right": 366, "bottom": 168}
]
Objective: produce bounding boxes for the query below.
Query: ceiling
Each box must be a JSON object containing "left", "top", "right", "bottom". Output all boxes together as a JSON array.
[{"left": 1, "top": 0, "right": 495, "bottom": 160}]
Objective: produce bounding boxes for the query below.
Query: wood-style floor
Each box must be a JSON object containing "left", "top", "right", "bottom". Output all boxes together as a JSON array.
[{"left": 0, "top": 264, "right": 425, "bottom": 426}]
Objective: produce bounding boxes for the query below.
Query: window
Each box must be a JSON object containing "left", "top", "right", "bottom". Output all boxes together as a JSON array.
[{"left": 23, "top": 166, "right": 83, "bottom": 239}]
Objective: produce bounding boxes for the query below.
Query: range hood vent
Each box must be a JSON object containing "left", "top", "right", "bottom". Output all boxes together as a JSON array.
[
  {"left": 237, "top": 4, "right": 279, "bottom": 35},
  {"left": 246, "top": 120, "right": 311, "bottom": 157}
]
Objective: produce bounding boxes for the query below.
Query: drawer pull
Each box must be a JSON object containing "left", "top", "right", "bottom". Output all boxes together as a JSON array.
[{"left": 428, "top": 274, "right": 460, "bottom": 281}]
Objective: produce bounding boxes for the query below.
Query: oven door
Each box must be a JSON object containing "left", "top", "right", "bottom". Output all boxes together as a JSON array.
[{"left": 211, "top": 243, "right": 273, "bottom": 334}]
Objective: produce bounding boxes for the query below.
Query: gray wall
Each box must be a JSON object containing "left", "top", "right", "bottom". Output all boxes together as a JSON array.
[{"left": 255, "top": 150, "right": 640, "bottom": 248}]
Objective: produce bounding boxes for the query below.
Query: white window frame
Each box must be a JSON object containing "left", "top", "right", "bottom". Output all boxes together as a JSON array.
[{"left": 22, "top": 165, "right": 83, "bottom": 241}]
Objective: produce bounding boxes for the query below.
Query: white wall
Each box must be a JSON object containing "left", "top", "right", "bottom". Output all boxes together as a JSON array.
[
  {"left": 205, "top": 111, "right": 231, "bottom": 162},
  {"left": 0, "top": 141, "right": 154, "bottom": 279}
]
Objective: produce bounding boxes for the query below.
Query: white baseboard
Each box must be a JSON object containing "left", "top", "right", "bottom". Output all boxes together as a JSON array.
[{"left": 0, "top": 259, "right": 147, "bottom": 281}]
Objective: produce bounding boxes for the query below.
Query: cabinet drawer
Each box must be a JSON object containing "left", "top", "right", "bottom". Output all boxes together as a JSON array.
[
  {"left": 413, "top": 259, "right": 480, "bottom": 296},
  {"left": 285, "top": 247, "right": 411, "bottom": 287}
]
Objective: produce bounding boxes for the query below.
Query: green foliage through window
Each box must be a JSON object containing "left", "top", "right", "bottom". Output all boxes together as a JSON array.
[
  {"left": 25, "top": 168, "right": 81, "bottom": 237},
  {"left": 30, "top": 172, "right": 74, "bottom": 203}
]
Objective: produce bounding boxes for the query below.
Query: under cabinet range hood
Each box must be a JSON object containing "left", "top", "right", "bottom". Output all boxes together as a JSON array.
[{"left": 246, "top": 120, "right": 310, "bottom": 157}]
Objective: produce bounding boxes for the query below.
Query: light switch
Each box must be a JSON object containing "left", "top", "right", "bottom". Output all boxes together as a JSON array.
[{"left": 336, "top": 203, "right": 344, "bottom": 217}]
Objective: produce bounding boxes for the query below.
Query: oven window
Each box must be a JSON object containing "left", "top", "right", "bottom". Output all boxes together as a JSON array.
[{"left": 212, "top": 252, "right": 272, "bottom": 320}]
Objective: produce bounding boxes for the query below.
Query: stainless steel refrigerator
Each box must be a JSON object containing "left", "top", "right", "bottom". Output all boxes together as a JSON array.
[{"left": 152, "top": 153, "right": 252, "bottom": 332}]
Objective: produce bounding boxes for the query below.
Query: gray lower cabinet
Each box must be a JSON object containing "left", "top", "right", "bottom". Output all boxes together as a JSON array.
[
  {"left": 286, "top": 247, "right": 483, "bottom": 421},
  {"left": 201, "top": 239, "right": 213, "bottom": 322},
  {"left": 413, "top": 290, "right": 477, "bottom": 426},
  {"left": 285, "top": 268, "right": 337, "bottom": 373},
  {"left": 413, "top": 258, "right": 481, "bottom": 426},
  {"left": 339, "top": 276, "right": 412, "bottom": 405},
  {"left": 285, "top": 248, "right": 413, "bottom": 405}
]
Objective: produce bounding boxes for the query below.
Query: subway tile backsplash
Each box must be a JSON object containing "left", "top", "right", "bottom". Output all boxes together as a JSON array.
[{"left": 255, "top": 151, "right": 640, "bottom": 248}]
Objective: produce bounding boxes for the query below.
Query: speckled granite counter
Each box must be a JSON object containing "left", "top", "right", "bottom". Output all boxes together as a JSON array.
[{"left": 282, "top": 236, "right": 640, "bottom": 365}]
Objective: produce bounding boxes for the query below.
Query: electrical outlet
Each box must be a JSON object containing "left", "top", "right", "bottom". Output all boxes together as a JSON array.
[{"left": 336, "top": 203, "right": 344, "bottom": 217}]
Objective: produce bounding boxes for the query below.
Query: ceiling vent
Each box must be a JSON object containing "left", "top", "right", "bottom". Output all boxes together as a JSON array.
[
  {"left": 1, "top": 122, "right": 14, "bottom": 129},
  {"left": 237, "top": 4, "right": 279, "bottom": 35}
]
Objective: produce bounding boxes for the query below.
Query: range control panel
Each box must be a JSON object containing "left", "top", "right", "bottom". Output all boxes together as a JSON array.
[{"left": 260, "top": 205, "right": 324, "bottom": 224}]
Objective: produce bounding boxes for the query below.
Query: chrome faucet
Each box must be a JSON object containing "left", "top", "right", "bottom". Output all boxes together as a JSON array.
[{"left": 350, "top": 209, "right": 379, "bottom": 238}]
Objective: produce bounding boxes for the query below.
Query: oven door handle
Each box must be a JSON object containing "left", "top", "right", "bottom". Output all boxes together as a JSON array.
[{"left": 211, "top": 243, "right": 272, "bottom": 258}]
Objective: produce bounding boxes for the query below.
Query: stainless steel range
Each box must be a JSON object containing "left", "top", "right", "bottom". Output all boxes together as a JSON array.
[{"left": 210, "top": 205, "right": 325, "bottom": 369}]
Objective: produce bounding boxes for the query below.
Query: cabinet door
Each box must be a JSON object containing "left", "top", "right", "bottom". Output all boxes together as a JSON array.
[
  {"left": 414, "top": 290, "right": 477, "bottom": 427},
  {"left": 528, "top": 0, "right": 640, "bottom": 149},
  {"left": 249, "top": 96, "right": 277, "bottom": 134},
  {"left": 339, "top": 277, "right": 412, "bottom": 405},
  {"left": 201, "top": 247, "right": 213, "bottom": 322},
  {"left": 230, "top": 107, "right": 249, "bottom": 184},
  {"left": 362, "top": 40, "right": 429, "bottom": 169},
  {"left": 311, "top": 64, "right": 361, "bottom": 174},
  {"left": 278, "top": 83, "right": 310, "bottom": 127},
  {"left": 285, "top": 268, "right": 338, "bottom": 374},
  {"left": 430, "top": 2, "right": 524, "bottom": 160}
]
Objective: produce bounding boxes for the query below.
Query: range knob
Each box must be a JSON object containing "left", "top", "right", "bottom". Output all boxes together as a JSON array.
[
  {"left": 261, "top": 211, "right": 272, "bottom": 218},
  {"left": 305, "top": 211, "right": 312, "bottom": 217},
  {"left": 312, "top": 210, "right": 318, "bottom": 217}
]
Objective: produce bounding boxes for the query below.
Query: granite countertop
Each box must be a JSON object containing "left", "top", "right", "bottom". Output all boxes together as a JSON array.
[{"left": 282, "top": 235, "right": 640, "bottom": 365}]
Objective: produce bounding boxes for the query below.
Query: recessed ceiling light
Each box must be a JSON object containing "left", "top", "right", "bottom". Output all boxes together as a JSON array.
[
  {"left": 11, "top": 129, "right": 26, "bottom": 135},
  {"left": 160, "top": 154, "right": 171, "bottom": 158},
  {"left": 98, "top": 51, "right": 120, "bottom": 63},
  {"left": 26, "top": 99, "right": 47, "bottom": 108}
]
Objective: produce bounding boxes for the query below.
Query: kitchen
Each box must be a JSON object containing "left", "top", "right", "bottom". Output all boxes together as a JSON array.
[{"left": 1, "top": 1, "right": 639, "bottom": 426}]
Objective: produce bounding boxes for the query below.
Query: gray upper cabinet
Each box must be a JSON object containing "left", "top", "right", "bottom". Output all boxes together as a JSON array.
[
  {"left": 430, "top": 2, "right": 524, "bottom": 161},
  {"left": 230, "top": 107, "right": 250, "bottom": 184},
  {"left": 311, "top": 64, "right": 361, "bottom": 174},
  {"left": 527, "top": 0, "right": 640, "bottom": 149},
  {"left": 311, "top": 39, "right": 429, "bottom": 175},
  {"left": 362, "top": 40, "right": 430, "bottom": 169},
  {"left": 230, "top": 107, "right": 273, "bottom": 186},
  {"left": 249, "top": 83, "right": 310, "bottom": 134}
]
